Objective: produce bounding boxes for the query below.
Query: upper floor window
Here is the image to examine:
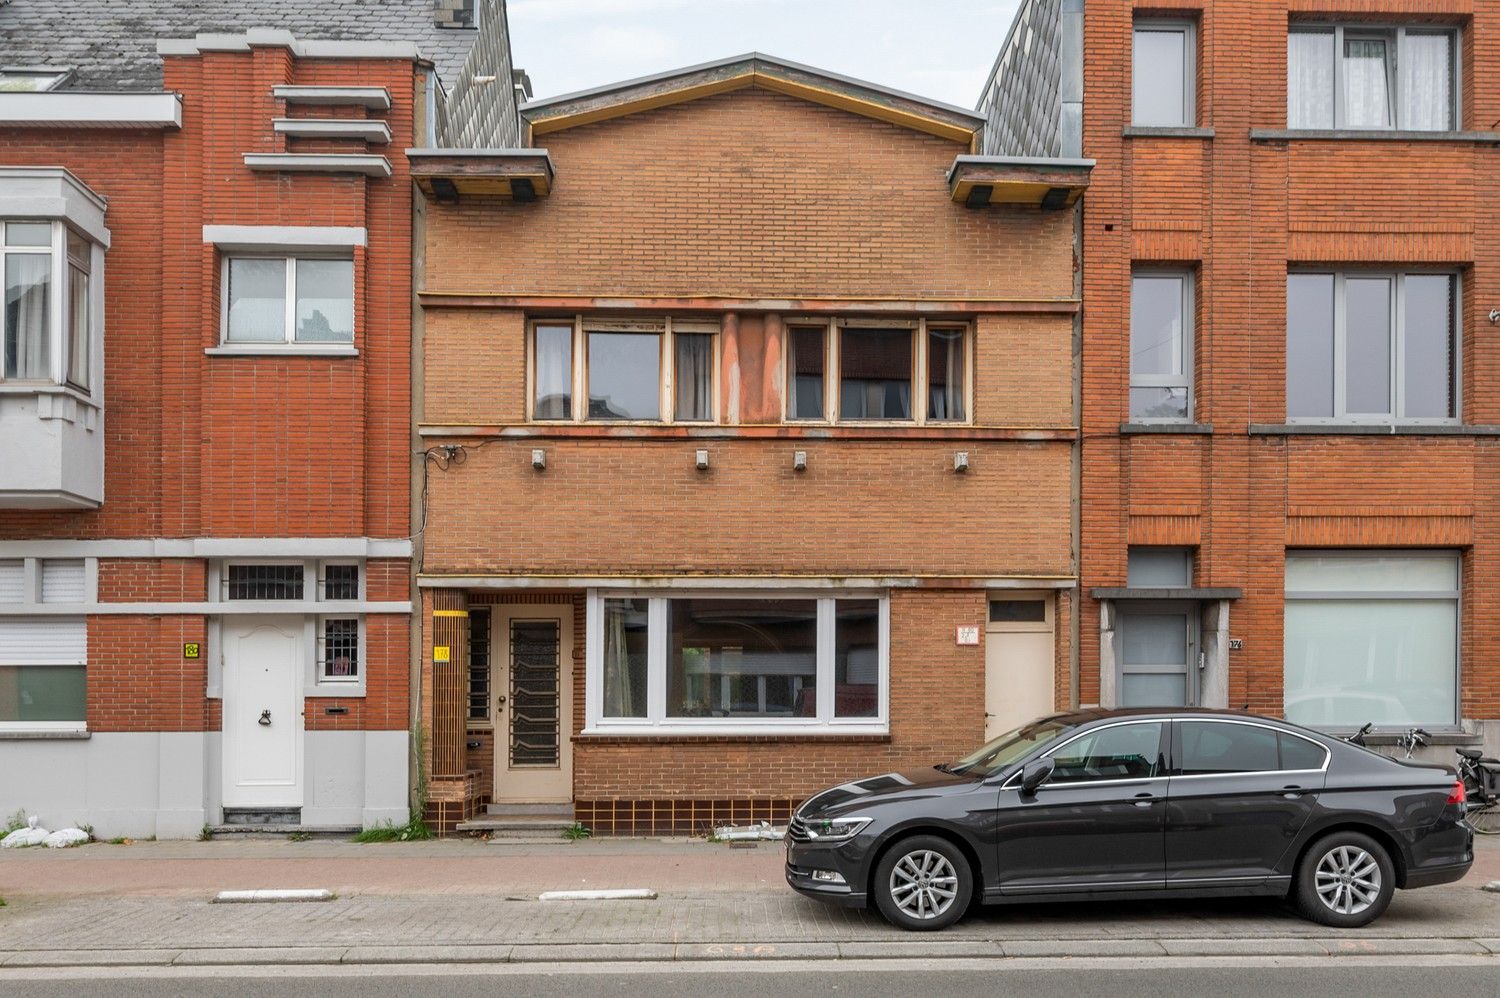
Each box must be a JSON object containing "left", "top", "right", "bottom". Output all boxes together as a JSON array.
[
  {"left": 1130, "top": 271, "right": 1193, "bottom": 421},
  {"left": 1133, "top": 20, "right": 1195, "bottom": 127},
  {"left": 530, "top": 317, "right": 717, "bottom": 424},
  {"left": 0, "top": 69, "right": 70, "bottom": 92},
  {"left": 1288, "top": 25, "right": 1457, "bottom": 131},
  {"left": 223, "top": 256, "right": 354, "bottom": 345},
  {"left": 2, "top": 220, "right": 95, "bottom": 390},
  {"left": 1287, "top": 271, "right": 1457, "bottom": 423},
  {"left": 787, "top": 320, "right": 970, "bottom": 424}
]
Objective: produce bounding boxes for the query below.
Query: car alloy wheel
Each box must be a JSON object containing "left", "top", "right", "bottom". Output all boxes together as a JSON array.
[
  {"left": 889, "top": 848, "right": 959, "bottom": 921},
  {"left": 1314, "top": 844, "right": 1381, "bottom": 916}
]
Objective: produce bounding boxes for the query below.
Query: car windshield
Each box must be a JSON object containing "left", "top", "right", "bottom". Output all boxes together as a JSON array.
[{"left": 943, "top": 716, "right": 1076, "bottom": 779}]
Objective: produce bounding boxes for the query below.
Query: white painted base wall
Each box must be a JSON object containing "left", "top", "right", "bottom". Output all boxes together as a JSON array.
[{"left": 0, "top": 730, "right": 408, "bottom": 839}]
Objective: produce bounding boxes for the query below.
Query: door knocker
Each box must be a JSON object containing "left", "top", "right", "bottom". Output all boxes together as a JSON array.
[{"left": 258, "top": 709, "right": 272, "bottom": 727}]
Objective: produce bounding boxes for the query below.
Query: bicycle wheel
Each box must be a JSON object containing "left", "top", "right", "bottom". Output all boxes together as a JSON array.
[{"left": 1468, "top": 801, "right": 1500, "bottom": 835}]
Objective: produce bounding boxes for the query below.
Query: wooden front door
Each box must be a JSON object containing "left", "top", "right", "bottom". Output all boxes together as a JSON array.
[{"left": 492, "top": 605, "right": 574, "bottom": 803}]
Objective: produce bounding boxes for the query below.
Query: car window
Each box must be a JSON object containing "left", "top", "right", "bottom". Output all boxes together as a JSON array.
[
  {"left": 1278, "top": 732, "right": 1328, "bottom": 771},
  {"left": 1047, "top": 722, "right": 1162, "bottom": 784},
  {"left": 1176, "top": 721, "right": 1281, "bottom": 774}
]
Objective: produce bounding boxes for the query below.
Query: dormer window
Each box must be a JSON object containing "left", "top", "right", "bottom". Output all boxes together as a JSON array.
[
  {"left": 0, "top": 68, "right": 71, "bottom": 93},
  {"left": 2, "top": 219, "right": 96, "bottom": 391}
]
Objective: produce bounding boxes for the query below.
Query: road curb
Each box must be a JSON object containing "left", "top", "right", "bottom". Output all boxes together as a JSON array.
[{"left": 3, "top": 937, "right": 1498, "bottom": 969}]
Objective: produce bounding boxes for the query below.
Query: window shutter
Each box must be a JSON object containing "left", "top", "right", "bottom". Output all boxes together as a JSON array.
[
  {"left": 40, "top": 559, "right": 87, "bottom": 603},
  {"left": 0, "top": 617, "right": 87, "bottom": 665},
  {"left": 0, "top": 560, "right": 23, "bottom": 604}
]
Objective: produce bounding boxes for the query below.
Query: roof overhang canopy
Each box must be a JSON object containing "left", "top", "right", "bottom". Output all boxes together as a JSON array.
[
  {"left": 520, "top": 53, "right": 985, "bottom": 145},
  {"left": 407, "top": 148, "right": 555, "bottom": 201},
  {"left": 0, "top": 91, "right": 182, "bottom": 128},
  {"left": 948, "top": 155, "right": 1095, "bottom": 209}
]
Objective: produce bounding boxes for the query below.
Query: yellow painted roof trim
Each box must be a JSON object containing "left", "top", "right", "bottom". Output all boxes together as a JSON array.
[{"left": 527, "top": 70, "right": 978, "bottom": 144}]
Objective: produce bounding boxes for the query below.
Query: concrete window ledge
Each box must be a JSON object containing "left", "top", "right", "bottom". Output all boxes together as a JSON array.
[
  {"left": 1120, "top": 422, "right": 1213, "bottom": 435},
  {"left": 0, "top": 730, "right": 91, "bottom": 740},
  {"left": 205, "top": 345, "right": 359, "bottom": 358},
  {"left": 1251, "top": 128, "right": 1500, "bottom": 144},
  {"left": 1122, "top": 126, "right": 1216, "bottom": 139},
  {"left": 1249, "top": 423, "right": 1500, "bottom": 437}
]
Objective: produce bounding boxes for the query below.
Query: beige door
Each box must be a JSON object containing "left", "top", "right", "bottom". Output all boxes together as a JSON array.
[
  {"left": 492, "top": 605, "right": 574, "bottom": 803},
  {"left": 984, "top": 593, "right": 1056, "bottom": 741}
]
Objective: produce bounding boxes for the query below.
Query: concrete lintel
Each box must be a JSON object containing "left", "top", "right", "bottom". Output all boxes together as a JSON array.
[
  {"left": 202, "top": 224, "right": 367, "bottom": 252},
  {"left": 1092, "top": 587, "right": 1243, "bottom": 601},
  {"left": 0, "top": 537, "right": 411, "bottom": 558},
  {"left": 243, "top": 154, "right": 392, "bottom": 178},
  {"left": 420, "top": 574, "right": 1077, "bottom": 591},
  {"left": 0, "top": 92, "right": 182, "bottom": 128}
]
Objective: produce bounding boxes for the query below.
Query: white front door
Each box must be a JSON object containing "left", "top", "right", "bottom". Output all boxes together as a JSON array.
[
  {"left": 222, "top": 616, "right": 304, "bottom": 808},
  {"left": 493, "top": 605, "right": 574, "bottom": 804},
  {"left": 984, "top": 594, "right": 1056, "bottom": 741}
]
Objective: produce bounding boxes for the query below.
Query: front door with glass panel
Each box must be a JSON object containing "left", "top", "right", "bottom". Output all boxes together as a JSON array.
[
  {"left": 493, "top": 606, "right": 573, "bottom": 803},
  {"left": 1119, "top": 605, "right": 1198, "bottom": 708}
]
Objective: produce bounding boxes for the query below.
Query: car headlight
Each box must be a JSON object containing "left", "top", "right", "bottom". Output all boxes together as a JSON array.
[{"left": 803, "top": 816, "right": 872, "bottom": 841}]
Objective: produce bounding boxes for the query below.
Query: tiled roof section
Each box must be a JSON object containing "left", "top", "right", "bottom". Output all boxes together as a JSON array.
[
  {"left": 978, "top": 0, "right": 1082, "bottom": 159},
  {"left": 0, "top": 0, "right": 479, "bottom": 91}
]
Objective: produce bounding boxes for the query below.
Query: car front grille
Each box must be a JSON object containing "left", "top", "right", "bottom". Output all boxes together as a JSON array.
[{"left": 787, "top": 816, "right": 811, "bottom": 843}]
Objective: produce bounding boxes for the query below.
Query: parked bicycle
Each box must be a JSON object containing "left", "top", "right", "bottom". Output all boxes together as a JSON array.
[{"left": 1455, "top": 747, "right": 1500, "bottom": 836}]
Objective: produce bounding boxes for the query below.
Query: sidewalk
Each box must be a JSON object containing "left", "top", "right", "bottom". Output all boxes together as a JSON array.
[{"left": 2, "top": 836, "right": 1497, "bottom": 969}]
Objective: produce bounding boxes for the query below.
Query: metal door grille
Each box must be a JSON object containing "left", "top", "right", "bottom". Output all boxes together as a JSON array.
[{"left": 509, "top": 620, "right": 560, "bottom": 767}]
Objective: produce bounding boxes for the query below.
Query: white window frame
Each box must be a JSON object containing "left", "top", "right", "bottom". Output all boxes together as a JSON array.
[
  {"left": 219, "top": 254, "right": 355, "bottom": 348},
  {"left": 1289, "top": 23, "right": 1461, "bottom": 131},
  {"left": 527, "top": 316, "right": 721, "bottom": 425},
  {"left": 0, "top": 556, "right": 95, "bottom": 733},
  {"left": 1287, "top": 269, "right": 1461, "bottom": 426},
  {"left": 583, "top": 589, "right": 890, "bottom": 735},
  {"left": 315, "top": 614, "right": 364, "bottom": 685},
  {"left": 1284, "top": 549, "right": 1462, "bottom": 731},
  {"left": 0, "top": 219, "right": 98, "bottom": 392},
  {"left": 1132, "top": 19, "right": 1197, "bottom": 128},
  {"left": 1129, "top": 270, "right": 1194, "bottom": 423},
  {"left": 784, "top": 318, "right": 974, "bottom": 426}
]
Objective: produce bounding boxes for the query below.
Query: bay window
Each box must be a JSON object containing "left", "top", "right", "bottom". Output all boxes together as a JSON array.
[
  {"left": 1284, "top": 551, "right": 1459, "bottom": 729},
  {"left": 2, "top": 219, "right": 97, "bottom": 390},
  {"left": 1287, "top": 271, "right": 1457, "bottom": 423},
  {"left": 1288, "top": 25, "right": 1457, "bottom": 131},
  {"left": 587, "top": 591, "right": 888, "bottom": 733}
]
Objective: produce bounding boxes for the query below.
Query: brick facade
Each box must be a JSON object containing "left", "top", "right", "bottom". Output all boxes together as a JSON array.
[
  {"left": 418, "top": 77, "right": 1083, "bottom": 833},
  {"left": 1074, "top": 1, "right": 1500, "bottom": 739}
]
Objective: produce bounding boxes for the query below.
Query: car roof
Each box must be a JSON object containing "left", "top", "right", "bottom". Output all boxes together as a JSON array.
[{"left": 1049, "top": 707, "right": 1306, "bottom": 727}]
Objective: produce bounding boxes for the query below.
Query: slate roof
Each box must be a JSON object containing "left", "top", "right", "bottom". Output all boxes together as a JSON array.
[{"left": 0, "top": 0, "right": 479, "bottom": 91}]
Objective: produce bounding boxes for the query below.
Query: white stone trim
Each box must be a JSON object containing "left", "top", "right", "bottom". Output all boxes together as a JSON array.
[
  {"left": 421, "top": 574, "right": 1077, "bottom": 590},
  {"left": 205, "top": 344, "right": 359, "bottom": 358},
  {"left": 21, "top": 601, "right": 409, "bottom": 616},
  {"left": 202, "top": 224, "right": 368, "bottom": 252},
  {"left": 272, "top": 119, "right": 391, "bottom": 143},
  {"left": 0, "top": 167, "right": 111, "bottom": 246},
  {"left": 0, "top": 92, "right": 182, "bottom": 128},
  {"left": 271, "top": 85, "right": 393, "bottom": 110},
  {"left": 0, "top": 537, "right": 413, "bottom": 558},
  {"left": 243, "top": 154, "right": 393, "bottom": 178},
  {"left": 159, "top": 30, "right": 422, "bottom": 65}
]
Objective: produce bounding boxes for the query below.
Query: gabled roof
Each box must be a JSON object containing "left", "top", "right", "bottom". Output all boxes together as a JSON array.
[
  {"left": 521, "top": 52, "right": 985, "bottom": 144},
  {"left": 0, "top": 0, "right": 480, "bottom": 91}
]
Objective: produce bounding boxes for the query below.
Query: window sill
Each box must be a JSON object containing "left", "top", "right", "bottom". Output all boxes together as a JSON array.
[
  {"left": 1120, "top": 422, "right": 1213, "bottom": 435},
  {"left": 1123, "top": 126, "right": 1216, "bottom": 139},
  {"left": 420, "top": 423, "right": 1077, "bottom": 442},
  {"left": 0, "top": 727, "right": 90, "bottom": 740},
  {"left": 0, "top": 382, "right": 99, "bottom": 407},
  {"left": 1250, "top": 423, "right": 1500, "bottom": 437},
  {"left": 1250, "top": 128, "right": 1500, "bottom": 144},
  {"left": 205, "top": 344, "right": 359, "bottom": 358}
]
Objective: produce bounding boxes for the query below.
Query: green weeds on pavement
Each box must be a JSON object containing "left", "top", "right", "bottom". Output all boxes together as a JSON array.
[
  {"left": 562, "top": 822, "right": 592, "bottom": 842},
  {"left": 354, "top": 816, "right": 433, "bottom": 843}
]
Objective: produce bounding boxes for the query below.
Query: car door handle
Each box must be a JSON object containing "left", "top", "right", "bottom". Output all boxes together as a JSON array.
[
  {"left": 1282, "top": 785, "right": 1304, "bottom": 799},
  {"left": 1133, "top": 792, "right": 1159, "bottom": 808}
]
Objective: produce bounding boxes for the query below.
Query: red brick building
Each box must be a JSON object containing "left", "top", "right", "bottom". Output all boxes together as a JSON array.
[
  {"left": 0, "top": 2, "right": 520, "bottom": 836},
  {"left": 986, "top": 0, "right": 1500, "bottom": 756},
  {"left": 411, "top": 54, "right": 1093, "bottom": 833}
]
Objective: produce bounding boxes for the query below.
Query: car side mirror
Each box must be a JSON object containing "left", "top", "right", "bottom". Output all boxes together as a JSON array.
[{"left": 1020, "top": 757, "right": 1055, "bottom": 795}]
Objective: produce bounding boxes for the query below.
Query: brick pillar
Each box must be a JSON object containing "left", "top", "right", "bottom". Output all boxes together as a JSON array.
[{"left": 430, "top": 593, "right": 470, "bottom": 777}]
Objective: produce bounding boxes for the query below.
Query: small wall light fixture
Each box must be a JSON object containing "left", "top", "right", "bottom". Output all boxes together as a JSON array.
[
  {"left": 954, "top": 451, "right": 970, "bottom": 474},
  {"left": 531, "top": 448, "right": 546, "bottom": 471},
  {"left": 793, "top": 450, "right": 808, "bottom": 472},
  {"left": 1489, "top": 308, "right": 1500, "bottom": 325},
  {"left": 695, "top": 449, "right": 710, "bottom": 471}
]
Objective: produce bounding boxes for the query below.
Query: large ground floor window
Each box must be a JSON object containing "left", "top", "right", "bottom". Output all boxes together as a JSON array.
[
  {"left": 585, "top": 591, "right": 887, "bottom": 734},
  {"left": 1284, "top": 551, "right": 1459, "bottom": 729}
]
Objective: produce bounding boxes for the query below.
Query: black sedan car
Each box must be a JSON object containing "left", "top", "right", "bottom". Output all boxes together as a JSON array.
[{"left": 786, "top": 709, "right": 1472, "bottom": 930}]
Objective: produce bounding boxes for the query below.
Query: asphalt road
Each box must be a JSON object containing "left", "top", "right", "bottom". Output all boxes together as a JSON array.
[{"left": 3, "top": 960, "right": 1497, "bottom": 997}]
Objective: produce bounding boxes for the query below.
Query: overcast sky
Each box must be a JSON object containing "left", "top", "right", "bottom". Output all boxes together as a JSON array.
[{"left": 507, "top": 0, "right": 1024, "bottom": 109}]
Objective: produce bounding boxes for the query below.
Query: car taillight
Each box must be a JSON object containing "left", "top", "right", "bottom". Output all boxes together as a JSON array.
[{"left": 1447, "top": 780, "right": 1466, "bottom": 805}]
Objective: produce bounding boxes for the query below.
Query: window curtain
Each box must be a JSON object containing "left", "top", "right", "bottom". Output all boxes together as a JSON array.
[
  {"left": 928, "top": 330, "right": 965, "bottom": 420},
  {"left": 1288, "top": 31, "right": 1335, "bottom": 128},
  {"left": 674, "top": 333, "right": 713, "bottom": 421},
  {"left": 1343, "top": 37, "right": 1391, "bottom": 127},
  {"left": 4, "top": 254, "right": 51, "bottom": 380},
  {"left": 533, "top": 327, "right": 572, "bottom": 419},
  {"left": 1403, "top": 33, "right": 1452, "bottom": 131},
  {"left": 602, "top": 601, "right": 636, "bottom": 718}
]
